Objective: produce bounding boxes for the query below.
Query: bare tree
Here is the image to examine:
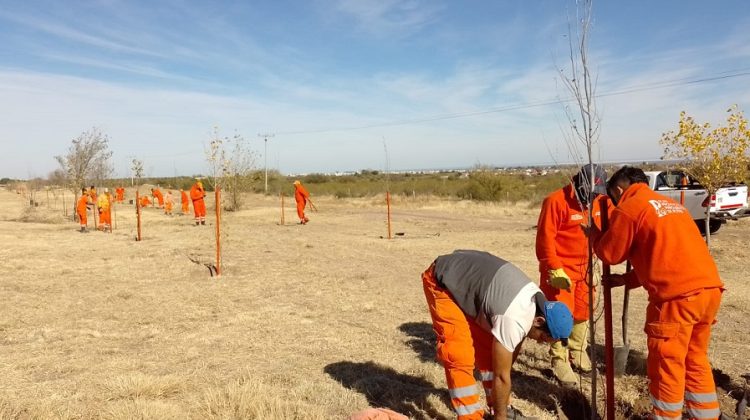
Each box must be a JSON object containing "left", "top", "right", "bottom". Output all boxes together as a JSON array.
[
  {"left": 131, "top": 158, "right": 144, "bottom": 188},
  {"left": 54, "top": 127, "right": 113, "bottom": 218},
  {"left": 205, "top": 127, "right": 257, "bottom": 211},
  {"left": 557, "top": 1, "right": 601, "bottom": 418},
  {"left": 55, "top": 127, "right": 114, "bottom": 192}
]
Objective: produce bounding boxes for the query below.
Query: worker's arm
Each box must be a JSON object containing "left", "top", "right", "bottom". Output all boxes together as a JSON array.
[
  {"left": 593, "top": 209, "right": 636, "bottom": 265},
  {"left": 490, "top": 339, "right": 514, "bottom": 420},
  {"left": 603, "top": 268, "right": 641, "bottom": 290},
  {"left": 535, "top": 196, "right": 563, "bottom": 270}
]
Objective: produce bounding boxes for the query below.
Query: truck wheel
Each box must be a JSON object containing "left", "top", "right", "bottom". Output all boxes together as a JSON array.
[
  {"left": 697, "top": 220, "right": 723, "bottom": 235},
  {"left": 709, "top": 219, "right": 722, "bottom": 234}
]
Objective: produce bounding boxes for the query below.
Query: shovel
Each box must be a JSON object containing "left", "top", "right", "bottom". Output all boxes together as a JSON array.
[{"left": 614, "top": 262, "right": 632, "bottom": 376}]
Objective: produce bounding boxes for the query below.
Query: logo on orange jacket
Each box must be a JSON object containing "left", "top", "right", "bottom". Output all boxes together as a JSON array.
[{"left": 648, "top": 199, "right": 685, "bottom": 218}]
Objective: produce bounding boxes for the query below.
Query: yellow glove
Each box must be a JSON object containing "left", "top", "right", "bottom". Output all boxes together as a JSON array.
[{"left": 548, "top": 268, "right": 572, "bottom": 290}]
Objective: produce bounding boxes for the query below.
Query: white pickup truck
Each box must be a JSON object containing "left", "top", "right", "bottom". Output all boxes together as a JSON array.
[{"left": 645, "top": 171, "right": 748, "bottom": 234}]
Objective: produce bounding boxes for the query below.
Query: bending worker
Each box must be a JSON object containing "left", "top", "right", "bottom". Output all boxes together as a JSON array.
[
  {"left": 422, "top": 250, "right": 573, "bottom": 420},
  {"left": 190, "top": 179, "right": 207, "bottom": 225},
  {"left": 589, "top": 166, "right": 724, "bottom": 420},
  {"left": 535, "top": 164, "right": 608, "bottom": 384},
  {"left": 76, "top": 187, "right": 90, "bottom": 233},
  {"left": 293, "top": 180, "right": 310, "bottom": 224}
]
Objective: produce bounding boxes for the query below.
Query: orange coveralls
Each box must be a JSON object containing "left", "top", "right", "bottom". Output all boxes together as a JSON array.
[
  {"left": 140, "top": 195, "right": 151, "bottom": 208},
  {"left": 97, "top": 193, "right": 111, "bottom": 230},
  {"left": 180, "top": 190, "right": 189, "bottom": 214},
  {"left": 594, "top": 183, "right": 723, "bottom": 420},
  {"left": 422, "top": 264, "right": 494, "bottom": 420},
  {"left": 294, "top": 183, "right": 310, "bottom": 223},
  {"left": 116, "top": 187, "right": 125, "bottom": 203},
  {"left": 152, "top": 189, "right": 164, "bottom": 208},
  {"left": 164, "top": 192, "right": 174, "bottom": 215},
  {"left": 536, "top": 184, "right": 608, "bottom": 321},
  {"left": 190, "top": 183, "right": 206, "bottom": 223},
  {"left": 76, "top": 194, "right": 89, "bottom": 228}
]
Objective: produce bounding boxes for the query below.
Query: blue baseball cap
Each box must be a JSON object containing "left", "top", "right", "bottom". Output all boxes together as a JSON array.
[{"left": 542, "top": 301, "right": 573, "bottom": 345}]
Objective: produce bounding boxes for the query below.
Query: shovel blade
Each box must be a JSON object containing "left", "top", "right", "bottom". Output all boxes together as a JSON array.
[{"left": 614, "top": 343, "right": 630, "bottom": 376}]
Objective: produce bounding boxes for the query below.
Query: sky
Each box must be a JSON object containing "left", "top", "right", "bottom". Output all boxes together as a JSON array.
[{"left": 1, "top": 0, "right": 749, "bottom": 179}]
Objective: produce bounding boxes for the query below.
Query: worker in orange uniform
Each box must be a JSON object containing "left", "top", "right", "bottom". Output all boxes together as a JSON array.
[
  {"left": 588, "top": 166, "right": 724, "bottom": 420},
  {"left": 164, "top": 190, "right": 174, "bottom": 216},
  {"left": 97, "top": 188, "right": 112, "bottom": 231},
  {"left": 88, "top": 185, "right": 97, "bottom": 203},
  {"left": 535, "top": 164, "right": 609, "bottom": 385},
  {"left": 293, "top": 180, "right": 310, "bottom": 224},
  {"left": 116, "top": 187, "right": 125, "bottom": 203},
  {"left": 422, "top": 250, "right": 573, "bottom": 420},
  {"left": 190, "top": 179, "right": 206, "bottom": 225},
  {"left": 180, "top": 189, "right": 190, "bottom": 215},
  {"left": 76, "top": 187, "right": 90, "bottom": 233},
  {"left": 151, "top": 187, "right": 164, "bottom": 208},
  {"left": 139, "top": 194, "right": 152, "bottom": 208}
]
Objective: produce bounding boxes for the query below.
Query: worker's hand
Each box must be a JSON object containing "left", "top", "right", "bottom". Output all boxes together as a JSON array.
[
  {"left": 548, "top": 268, "right": 572, "bottom": 290},
  {"left": 602, "top": 273, "right": 627, "bottom": 288},
  {"left": 580, "top": 223, "right": 601, "bottom": 238}
]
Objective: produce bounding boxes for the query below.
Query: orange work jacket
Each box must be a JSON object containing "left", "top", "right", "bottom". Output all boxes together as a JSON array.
[
  {"left": 190, "top": 184, "right": 205, "bottom": 202},
  {"left": 77, "top": 194, "right": 89, "bottom": 215},
  {"left": 294, "top": 184, "right": 309, "bottom": 205},
  {"left": 536, "top": 184, "right": 610, "bottom": 281},
  {"left": 594, "top": 183, "right": 723, "bottom": 303}
]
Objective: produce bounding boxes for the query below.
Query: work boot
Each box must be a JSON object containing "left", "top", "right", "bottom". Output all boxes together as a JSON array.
[
  {"left": 569, "top": 321, "right": 592, "bottom": 373},
  {"left": 195, "top": 221, "right": 200, "bottom": 226},
  {"left": 551, "top": 341, "right": 578, "bottom": 385},
  {"left": 201, "top": 221, "right": 205, "bottom": 225}
]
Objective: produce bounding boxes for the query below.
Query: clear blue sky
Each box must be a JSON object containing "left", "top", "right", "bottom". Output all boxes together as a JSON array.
[{"left": 2, "top": 0, "right": 749, "bottom": 179}]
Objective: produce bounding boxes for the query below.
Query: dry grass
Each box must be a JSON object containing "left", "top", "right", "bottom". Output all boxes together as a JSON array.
[{"left": 1, "top": 186, "right": 748, "bottom": 419}]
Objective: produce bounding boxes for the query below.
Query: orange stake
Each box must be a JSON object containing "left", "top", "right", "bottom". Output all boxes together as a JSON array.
[
  {"left": 280, "top": 192, "right": 285, "bottom": 225},
  {"left": 386, "top": 191, "right": 392, "bottom": 240},
  {"left": 215, "top": 187, "right": 221, "bottom": 277},
  {"left": 680, "top": 174, "right": 688, "bottom": 205},
  {"left": 135, "top": 191, "right": 142, "bottom": 241}
]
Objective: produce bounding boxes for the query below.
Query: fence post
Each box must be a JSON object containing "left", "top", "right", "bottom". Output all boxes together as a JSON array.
[
  {"left": 135, "top": 191, "right": 142, "bottom": 241},
  {"left": 215, "top": 187, "right": 221, "bottom": 277},
  {"left": 386, "top": 191, "right": 392, "bottom": 240},
  {"left": 280, "top": 192, "right": 285, "bottom": 225}
]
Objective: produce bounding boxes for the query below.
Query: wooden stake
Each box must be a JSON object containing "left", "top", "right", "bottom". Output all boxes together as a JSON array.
[
  {"left": 135, "top": 191, "right": 142, "bottom": 241},
  {"left": 386, "top": 191, "right": 392, "bottom": 240},
  {"left": 215, "top": 187, "right": 221, "bottom": 276},
  {"left": 280, "top": 192, "right": 285, "bottom": 225}
]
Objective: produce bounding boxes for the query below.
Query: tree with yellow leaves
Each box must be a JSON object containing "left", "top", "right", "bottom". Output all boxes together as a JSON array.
[{"left": 661, "top": 105, "right": 750, "bottom": 246}]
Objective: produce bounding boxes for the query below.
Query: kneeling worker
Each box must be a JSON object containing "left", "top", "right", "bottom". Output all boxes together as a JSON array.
[{"left": 422, "top": 250, "right": 573, "bottom": 420}]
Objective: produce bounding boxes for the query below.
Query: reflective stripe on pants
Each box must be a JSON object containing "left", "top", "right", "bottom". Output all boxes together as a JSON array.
[
  {"left": 646, "top": 288, "right": 722, "bottom": 420},
  {"left": 422, "top": 264, "right": 491, "bottom": 420}
]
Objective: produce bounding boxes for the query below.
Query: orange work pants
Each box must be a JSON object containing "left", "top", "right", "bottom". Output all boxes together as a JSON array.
[
  {"left": 98, "top": 210, "right": 111, "bottom": 228},
  {"left": 193, "top": 199, "right": 206, "bottom": 222},
  {"left": 422, "top": 264, "right": 493, "bottom": 420},
  {"left": 646, "top": 287, "right": 722, "bottom": 420},
  {"left": 296, "top": 200, "right": 306, "bottom": 221},
  {"left": 78, "top": 210, "right": 87, "bottom": 227},
  {"left": 181, "top": 201, "right": 189, "bottom": 214},
  {"left": 165, "top": 202, "right": 173, "bottom": 214},
  {"left": 540, "top": 273, "right": 592, "bottom": 322}
]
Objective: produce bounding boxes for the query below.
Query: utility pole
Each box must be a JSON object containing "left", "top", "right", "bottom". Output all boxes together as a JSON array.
[{"left": 258, "top": 133, "right": 275, "bottom": 194}]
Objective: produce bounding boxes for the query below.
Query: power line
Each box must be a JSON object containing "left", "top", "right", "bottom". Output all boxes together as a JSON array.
[{"left": 276, "top": 69, "right": 750, "bottom": 136}]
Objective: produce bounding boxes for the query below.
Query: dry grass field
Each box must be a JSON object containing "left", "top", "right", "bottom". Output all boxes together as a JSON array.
[{"left": 1, "top": 186, "right": 748, "bottom": 419}]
